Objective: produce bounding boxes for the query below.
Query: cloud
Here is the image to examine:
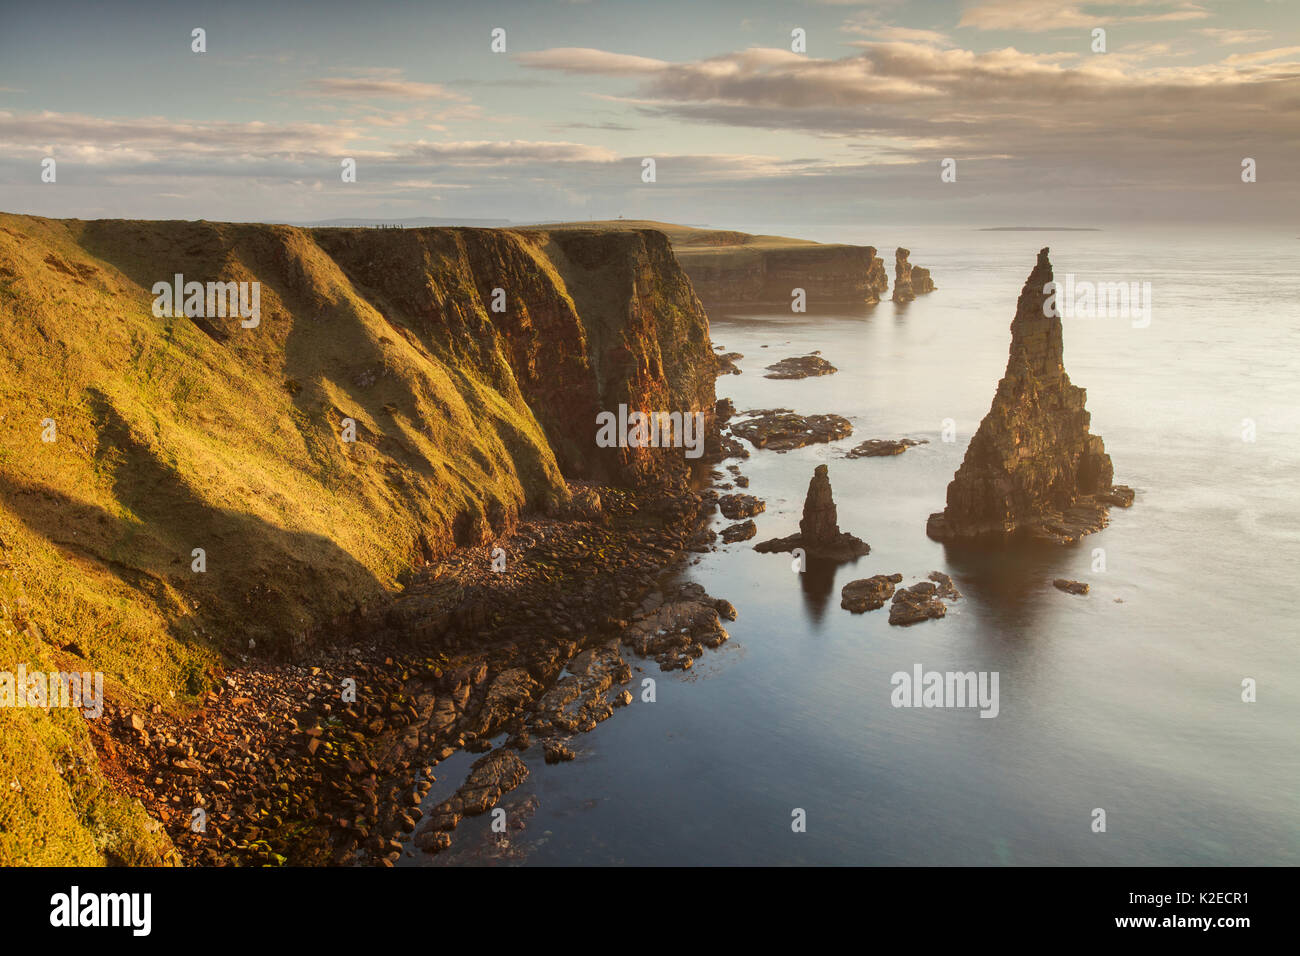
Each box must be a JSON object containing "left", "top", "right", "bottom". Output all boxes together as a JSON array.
[
  {"left": 1196, "top": 28, "right": 1273, "bottom": 46},
  {"left": 0, "top": 110, "right": 356, "bottom": 158},
  {"left": 398, "top": 140, "right": 619, "bottom": 165},
  {"left": 513, "top": 48, "right": 668, "bottom": 75},
  {"left": 957, "top": 0, "right": 1210, "bottom": 32},
  {"left": 1221, "top": 45, "right": 1300, "bottom": 65},
  {"left": 301, "top": 76, "right": 468, "bottom": 101},
  {"left": 515, "top": 39, "right": 1300, "bottom": 200}
]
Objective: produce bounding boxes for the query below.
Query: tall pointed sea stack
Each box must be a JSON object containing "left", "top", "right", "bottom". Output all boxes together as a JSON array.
[{"left": 926, "top": 248, "right": 1133, "bottom": 543}]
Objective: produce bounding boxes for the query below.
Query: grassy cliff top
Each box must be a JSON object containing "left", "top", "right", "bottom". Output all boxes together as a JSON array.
[{"left": 521, "top": 220, "right": 864, "bottom": 262}]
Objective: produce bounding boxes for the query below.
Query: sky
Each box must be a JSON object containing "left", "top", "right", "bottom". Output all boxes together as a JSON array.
[{"left": 0, "top": 0, "right": 1297, "bottom": 228}]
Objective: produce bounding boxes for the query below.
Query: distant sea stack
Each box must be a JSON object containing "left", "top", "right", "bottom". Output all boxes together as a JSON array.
[
  {"left": 754, "top": 464, "right": 870, "bottom": 560},
  {"left": 891, "top": 247, "right": 935, "bottom": 303},
  {"left": 926, "top": 248, "right": 1134, "bottom": 544}
]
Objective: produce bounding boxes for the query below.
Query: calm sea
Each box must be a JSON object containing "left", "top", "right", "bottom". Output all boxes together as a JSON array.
[{"left": 415, "top": 225, "right": 1300, "bottom": 866}]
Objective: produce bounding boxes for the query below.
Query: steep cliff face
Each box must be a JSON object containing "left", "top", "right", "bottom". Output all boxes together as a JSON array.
[
  {"left": 0, "top": 215, "right": 713, "bottom": 650},
  {"left": 532, "top": 220, "right": 901, "bottom": 307},
  {"left": 677, "top": 241, "right": 889, "bottom": 305},
  {"left": 0, "top": 213, "right": 715, "bottom": 862},
  {"left": 529, "top": 228, "right": 717, "bottom": 486},
  {"left": 312, "top": 226, "right": 715, "bottom": 488},
  {"left": 891, "top": 247, "right": 936, "bottom": 303},
  {"left": 926, "top": 248, "right": 1130, "bottom": 543}
]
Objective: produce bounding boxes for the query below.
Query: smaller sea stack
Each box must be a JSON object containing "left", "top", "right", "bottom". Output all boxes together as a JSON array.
[
  {"left": 892, "top": 247, "right": 936, "bottom": 303},
  {"left": 755, "top": 464, "right": 870, "bottom": 560}
]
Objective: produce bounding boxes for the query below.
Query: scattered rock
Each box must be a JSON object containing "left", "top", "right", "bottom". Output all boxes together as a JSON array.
[
  {"left": 543, "top": 740, "right": 576, "bottom": 764},
  {"left": 1099, "top": 485, "right": 1135, "bottom": 507},
  {"left": 764, "top": 354, "right": 837, "bottom": 380},
  {"left": 717, "top": 352, "right": 743, "bottom": 375},
  {"left": 840, "top": 574, "right": 903, "bottom": 612},
  {"left": 846, "top": 438, "right": 928, "bottom": 458},
  {"left": 927, "top": 571, "right": 961, "bottom": 600},
  {"left": 622, "top": 581, "right": 732, "bottom": 671},
  {"left": 889, "top": 583, "right": 947, "bottom": 626},
  {"left": 718, "top": 494, "right": 765, "bottom": 520},
  {"left": 730, "top": 409, "right": 853, "bottom": 452},
  {"left": 720, "top": 520, "right": 757, "bottom": 543}
]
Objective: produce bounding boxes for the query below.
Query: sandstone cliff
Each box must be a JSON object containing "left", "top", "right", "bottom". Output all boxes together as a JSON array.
[
  {"left": 536, "top": 220, "right": 890, "bottom": 306},
  {"left": 0, "top": 212, "right": 715, "bottom": 862},
  {"left": 676, "top": 237, "right": 889, "bottom": 305},
  {"left": 891, "top": 247, "right": 936, "bottom": 303},
  {"left": 926, "top": 248, "right": 1132, "bottom": 543}
]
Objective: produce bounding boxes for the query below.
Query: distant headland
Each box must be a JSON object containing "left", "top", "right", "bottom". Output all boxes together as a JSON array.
[{"left": 978, "top": 226, "right": 1101, "bottom": 232}]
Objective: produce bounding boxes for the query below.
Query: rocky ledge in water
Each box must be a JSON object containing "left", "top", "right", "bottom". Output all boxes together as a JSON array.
[
  {"left": 755, "top": 464, "right": 871, "bottom": 561},
  {"left": 113, "top": 477, "right": 735, "bottom": 868},
  {"left": 889, "top": 572, "right": 961, "bottom": 626},
  {"left": 721, "top": 519, "right": 757, "bottom": 543},
  {"left": 716, "top": 352, "right": 743, "bottom": 375},
  {"left": 840, "top": 573, "right": 903, "bottom": 612},
  {"left": 764, "top": 353, "right": 838, "bottom": 380},
  {"left": 892, "top": 247, "right": 936, "bottom": 303},
  {"left": 1053, "top": 578, "right": 1089, "bottom": 595},
  {"left": 622, "top": 581, "right": 736, "bottom": 672},
  {"left": 718, "top": 493, "right": 765, "bottom": 520},
  {"left": 845, "top": 437, "right": 929, "bottom": 458},
  {"left": 840, "top": 571, "right": 959, "bottom": 624},
  {"left": 926, "top": 248, "right": 1135, "bottom": 545},
  {"left": 730, "top": 408, "right": 854, "bottom": 452}
]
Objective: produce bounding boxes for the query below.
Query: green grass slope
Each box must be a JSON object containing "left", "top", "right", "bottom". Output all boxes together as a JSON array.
[{"left": 0, "top": 214, "right": 588, "bottom": 863}]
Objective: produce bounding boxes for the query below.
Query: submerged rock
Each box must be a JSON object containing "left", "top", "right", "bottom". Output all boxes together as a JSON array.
[
  {"left": 730, "top": 409, "right": 853, "bottom": 452},
  {"left": 764, "top": 354, "right": 838, "bottom": 380},
  {"left": 926, "top": 248, "right": 1134, "bottom": 544},
  {"left": 845, "top": 438, "right": 928, "bottom": 458},
  {"left": 754, "top": 465, "right": 871, "bottom": 561},
  {"left": 892, "top": 247, "right": 936, "bottom": 303}
]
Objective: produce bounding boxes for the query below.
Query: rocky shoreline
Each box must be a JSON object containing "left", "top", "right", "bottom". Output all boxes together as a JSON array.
[{"left": 92, "top": 479, "right": 734, "bottom": 867}]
